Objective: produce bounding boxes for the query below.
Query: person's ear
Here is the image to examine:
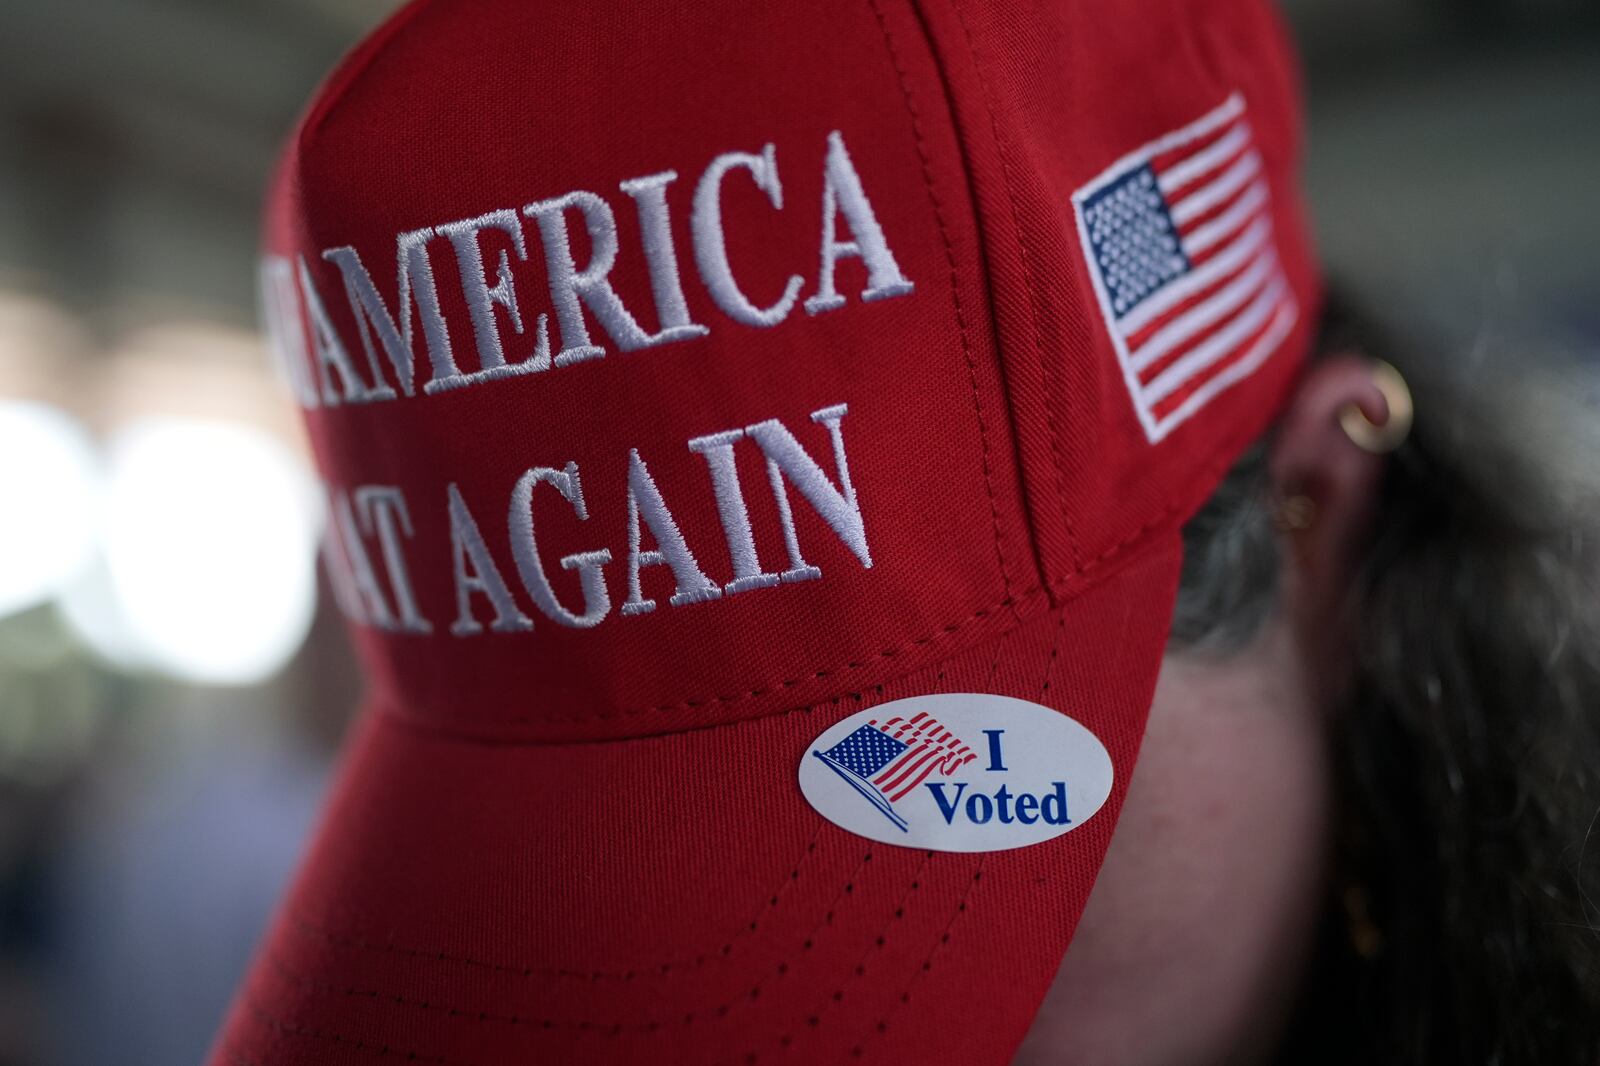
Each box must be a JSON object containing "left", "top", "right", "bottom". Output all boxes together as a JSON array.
[{"left": 1269, "top": 355, "right": 1398, "bottom": 645}]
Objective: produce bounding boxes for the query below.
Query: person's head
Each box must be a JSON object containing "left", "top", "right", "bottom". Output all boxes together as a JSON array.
[
  {"left": 1023, "top": 295, "right": 1600, "bottom": 1064},
  {"left": 213, "top": 1, "right": 1600, "bottom": 1063}
]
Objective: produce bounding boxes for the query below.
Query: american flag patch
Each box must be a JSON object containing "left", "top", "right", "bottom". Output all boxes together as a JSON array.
[{"left": 1072, "top": 93, "right": 1298, "bottom": 442}]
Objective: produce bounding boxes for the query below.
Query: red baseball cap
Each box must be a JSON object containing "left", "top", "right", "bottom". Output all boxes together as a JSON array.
[{"left": 216, "top": 0, "right": 1318, "bottom": 1061}]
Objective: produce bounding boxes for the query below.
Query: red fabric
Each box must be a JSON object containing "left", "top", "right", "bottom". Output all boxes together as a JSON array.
[
  {"left": 215, "top": 0, "right": 1317, "bottom": 1060},
  {"left": 913, "top": 0, "right": 1318, "bottom": 584},
  {"left": 220, "top": 544, "right": 1179, "bottom": 1065}
]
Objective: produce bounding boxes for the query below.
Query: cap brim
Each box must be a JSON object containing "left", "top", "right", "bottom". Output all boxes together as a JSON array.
[{"left": 212, "top": 537, "right": 1181, "bottom": 1066}]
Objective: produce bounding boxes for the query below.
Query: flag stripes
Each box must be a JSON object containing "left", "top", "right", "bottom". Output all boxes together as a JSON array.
[
  {"left": 1074, "top": 93, "right": 1298, "bottom": 442},
  {"left": 867, "top": 712, "right": 976, "bottom": 802}
]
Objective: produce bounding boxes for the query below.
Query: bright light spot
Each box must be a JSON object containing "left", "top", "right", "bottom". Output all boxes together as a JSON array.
[
  {"left": 0, "top": 401, "right": 98, "bottom": 618},
  {"left": 92, "top": 418, "right": 321, "bottom": 686},
  {"left": 57, "top": 554, "right": 151, "bottom": 672}
]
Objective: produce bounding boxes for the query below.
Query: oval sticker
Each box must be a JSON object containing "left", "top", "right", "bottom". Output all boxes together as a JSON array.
[{"left": 798, "top": 694, "right": 1114, "bottom": 852}]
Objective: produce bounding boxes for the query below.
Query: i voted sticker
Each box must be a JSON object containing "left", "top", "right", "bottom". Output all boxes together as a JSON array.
[{"left": 798, "top": 694, "right": 1114, "bottom": 852}]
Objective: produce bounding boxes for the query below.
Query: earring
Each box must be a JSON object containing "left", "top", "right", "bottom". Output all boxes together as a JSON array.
[
  {"left": 1272, "top": 492, "right": 1317, "bottom": 533},
  {"left": 1338, "top": 360, "right": 1413, "bottom": 454},
  {"left": 1342, "top": 881, "right": 1385, "bottom": 962}
]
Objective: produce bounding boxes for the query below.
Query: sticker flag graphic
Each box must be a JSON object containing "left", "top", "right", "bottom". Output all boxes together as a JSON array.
[{"left": 811, "top": 712, "right": 976, "bottom": 831}]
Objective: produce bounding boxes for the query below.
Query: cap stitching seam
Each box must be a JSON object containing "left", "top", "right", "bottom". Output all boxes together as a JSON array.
[
  {"left": 242, "top": 993, "right": 466, "bottom": 1066},
  {"left": 944, "top": 0, "right": 1082, "bottom": 575},
  {"left": 725, "top": 852, "right": 935, "bottom": 1061},
  {"left": 535, "top": 594, "right": 1013, "bottom": 720},
  {"left": 849, "top": 859, "right": 985, "bottom": 1057},
  {"left": 284, "top": 830, "right": 832, "bottom": 983},
  {"left": 297, "top": 0, "right": 440, "bottom": 154},
  {"left": 371, "top": 680, "right": 878, "bottom": 748},
  {"left": 864, "top": 0, "right": 1020, "bottom": 606},
  {"left": 373, "top": 497, "right": 1184, "bottom": 739},
  {"left": 384, "top": 590, "right": 1037, "bottom": 733},
  {"left": 375, "top": 507, "right": 1179, "bottom": 740},
  {"left": 1046, "top": 401, "right": 1269, "bottom": 599},
  {"left": 264, "top": 851, "right": 924, "bottom": 1035}
]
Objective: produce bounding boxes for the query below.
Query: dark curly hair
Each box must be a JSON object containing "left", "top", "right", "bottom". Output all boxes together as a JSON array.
[{"left": 1171, "top": 290, "right": 1600, "bottom": 1064}]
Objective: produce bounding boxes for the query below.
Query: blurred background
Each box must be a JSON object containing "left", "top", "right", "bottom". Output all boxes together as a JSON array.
[{"left": 0, "top": 1, "right": 1594, "bottom": 1063}]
